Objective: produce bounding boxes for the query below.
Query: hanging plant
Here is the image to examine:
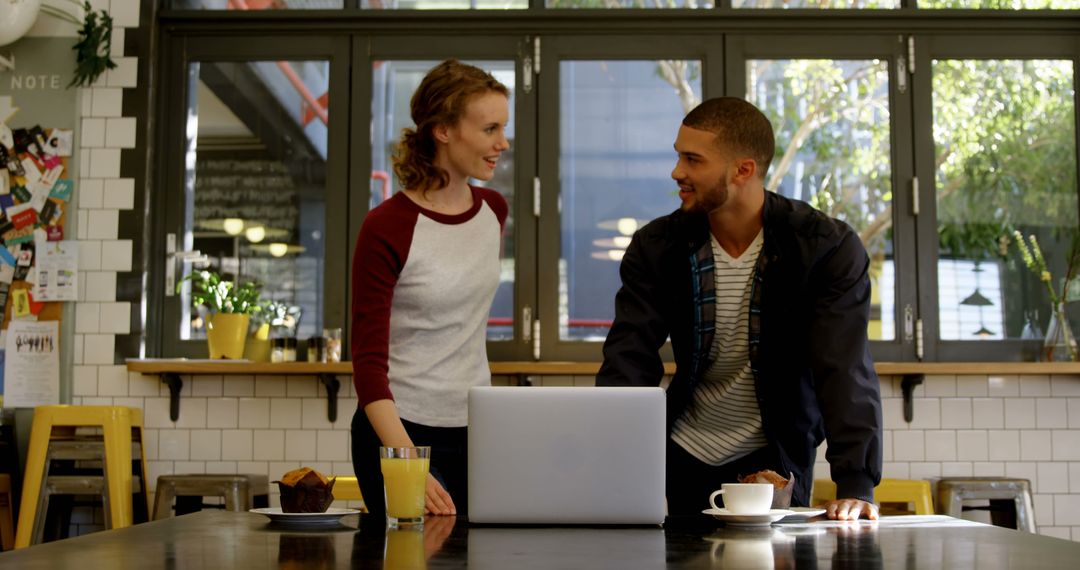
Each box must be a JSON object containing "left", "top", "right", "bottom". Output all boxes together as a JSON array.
[{"left": 40, "top": 0, "right": 117, "bottom": 88}]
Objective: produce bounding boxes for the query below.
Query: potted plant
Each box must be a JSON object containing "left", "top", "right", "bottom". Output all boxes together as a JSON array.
[
  {"left": 179, "top": 270, "right": 262, "bottom": 359},
  {"left": 244, "top": 299, "right": 302, "bottom": 362}
]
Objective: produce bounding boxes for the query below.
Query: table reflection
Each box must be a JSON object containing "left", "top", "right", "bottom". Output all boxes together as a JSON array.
[
  {"left": 468, "top": 526, "right": 666, "bottom": 569},
  {"left": 350, "top": 515, "right": 459, "bottom": 568},
  {"left": 277, "top": 534, "right": 335, "bottom": 570}
]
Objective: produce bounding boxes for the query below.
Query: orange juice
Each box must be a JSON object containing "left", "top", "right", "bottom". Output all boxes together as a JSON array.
[{"left": 381, "top": 457, "right": 429, "bottom": 520}]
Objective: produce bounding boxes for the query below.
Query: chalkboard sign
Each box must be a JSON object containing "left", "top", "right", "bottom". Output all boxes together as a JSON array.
[{"left": 194, "top": 158, "right": 299, "bottom": 236}]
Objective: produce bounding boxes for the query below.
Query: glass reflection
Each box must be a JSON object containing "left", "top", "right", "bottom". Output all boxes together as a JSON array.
[{"left": 351, "top": 515, "right": 455, "bottom": 569}]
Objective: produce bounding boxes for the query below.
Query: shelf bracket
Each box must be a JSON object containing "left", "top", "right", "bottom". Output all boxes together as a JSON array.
[
  {"left": 318, "top": 374, "right": 341, "bottom": 423},
  {"left": 901, "top": 374, "right": 924, "bottom": 423},
  {"left": 162, "top": 373, "right": 184, "bottom": 422}
]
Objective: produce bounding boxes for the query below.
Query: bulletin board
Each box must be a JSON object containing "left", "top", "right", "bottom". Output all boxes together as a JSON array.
[{"left": 0, "top": 37, "right": 81, "bottom": 407}]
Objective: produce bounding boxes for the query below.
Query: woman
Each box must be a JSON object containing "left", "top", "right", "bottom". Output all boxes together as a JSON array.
[{"left": 350, "top": 60, "right": 510, "bottom": 517}]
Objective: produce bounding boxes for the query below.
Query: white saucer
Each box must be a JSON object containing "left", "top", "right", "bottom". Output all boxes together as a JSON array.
[
  {"left": 702, "top": 508, "right": 795, "bottom": 527},
  {"left": 778, "top": 507, "right": 827, "bottom": 520},
  {"left": 250, "top": 507, "right": 361, "bottom": 526}
]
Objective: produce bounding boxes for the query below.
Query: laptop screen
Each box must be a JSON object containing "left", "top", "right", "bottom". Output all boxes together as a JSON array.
[{"left": 467, "top": 386, "right": 666, "bottom": 524}]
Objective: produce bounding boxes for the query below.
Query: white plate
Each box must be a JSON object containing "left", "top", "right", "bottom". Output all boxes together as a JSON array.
[
  {"left": 779, "top": 507, "right": 827, "bottom": 520},
  {"left": 702, "top": 508, "right": 795, "bottom": 527},
  {"left": 250, "top": 507, "right": 361, "bottom": 526}
]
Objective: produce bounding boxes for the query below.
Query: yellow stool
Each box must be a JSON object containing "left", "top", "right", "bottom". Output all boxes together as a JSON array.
[
  {"left": 812, "top": 478, "right": 934, "bottom": 515},
  {"left": 331, "top": 475, "right": 367, "bottom": 512},
  {"left": 15, "top": 406, "right": 149, "bottom": 548}
]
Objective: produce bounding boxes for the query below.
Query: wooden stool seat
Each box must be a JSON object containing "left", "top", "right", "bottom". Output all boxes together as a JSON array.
[
  {"left": 152, "top": 474, "right": 270, "bottom": 520},
  {"left": 15, "top": 406, "right": 149, "bottom": 549},
  {"left": 936, "top": 477, "right": 1036, "bottom": 533}
]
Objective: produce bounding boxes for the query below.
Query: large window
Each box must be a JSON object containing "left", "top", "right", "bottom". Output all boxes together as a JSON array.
[{"left": 153, "top": 13, "right": 1080, "bottom": 363}]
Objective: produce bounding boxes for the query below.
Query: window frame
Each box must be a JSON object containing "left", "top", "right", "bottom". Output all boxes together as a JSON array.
[
  {"left": 148, "top": 11, "right": 1080, "bottom": 363},
  {"left": 351, "top": 35, "right": 537, "bottom": 361},
  {"left": 149, "top": 32, "right": 352, "bottom": 358},
  {"left": 724, "top": 33, "right": 919, "bottom": 362},
  {"left": 914, "top": 34, "right": 1080, "bottom": 361},
  {"left": 535, "top": 34, "right": 724, "bottom": 361}
]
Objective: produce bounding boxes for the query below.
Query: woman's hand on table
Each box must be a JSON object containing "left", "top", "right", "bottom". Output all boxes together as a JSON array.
[
  {"left": 823, "top": 498, "right": 878, "bottom": 520},
  {"left": 424, "top": 474, "right": 456, "bottom": 515},
  {"left": 423, "top": 515, "right": 456, "bottom": 559}
]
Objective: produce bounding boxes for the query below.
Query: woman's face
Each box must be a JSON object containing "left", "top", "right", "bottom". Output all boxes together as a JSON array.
[{"left": 438, "top": 91, "right": 510, "bottom": 183}]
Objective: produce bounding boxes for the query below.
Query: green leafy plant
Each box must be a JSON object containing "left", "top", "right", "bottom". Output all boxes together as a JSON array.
[
  {"left": 178, "top": 270, "right": 263, "bottom": 315},
  {"left": 69, "top": 1, "right": 117, "bottom": 88},
  {"left": 251, "top": 299, "right": 303, "bottom": 334},
  {"left": 42, "top": 1, "right": 117, "bottom": 88}
]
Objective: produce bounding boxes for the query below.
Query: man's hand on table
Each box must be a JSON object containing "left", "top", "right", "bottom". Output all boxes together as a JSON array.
[
  {"left": 823, "top": 498, "right": 878, "bottom": 520},
  {"left": 424, "top": 473, "right": 456, "bottom": 515}
]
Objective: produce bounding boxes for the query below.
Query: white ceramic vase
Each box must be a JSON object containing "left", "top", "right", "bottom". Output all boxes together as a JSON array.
[{"left": 0, "top": 0, "right": 43, "bottom": 48}]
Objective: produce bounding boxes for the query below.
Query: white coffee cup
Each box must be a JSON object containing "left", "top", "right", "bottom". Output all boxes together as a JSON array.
[{"left": 709, "top": 483, "right": 774, "bottom": 515}]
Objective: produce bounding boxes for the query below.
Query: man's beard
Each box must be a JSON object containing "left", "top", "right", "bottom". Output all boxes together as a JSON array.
[{"left": 682, "top": 172, "right": 730, "bottom": 214}]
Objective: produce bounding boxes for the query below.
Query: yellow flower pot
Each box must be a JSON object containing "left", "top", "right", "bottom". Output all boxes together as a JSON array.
[
  {"left": 206, "top": 313, "right": 250, "bottom": 360},
  {"left": 243, "top": 323, "right": 272, "bottom": 362}
]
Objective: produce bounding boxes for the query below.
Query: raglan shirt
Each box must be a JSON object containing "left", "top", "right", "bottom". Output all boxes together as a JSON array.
[{"left": 351, "top": 185, "right": 508, "bottom": 427}]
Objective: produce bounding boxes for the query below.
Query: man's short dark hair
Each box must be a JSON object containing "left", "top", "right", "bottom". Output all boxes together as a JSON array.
[{"left": 682, "top": 97, "right": 775, "bottom": 181}]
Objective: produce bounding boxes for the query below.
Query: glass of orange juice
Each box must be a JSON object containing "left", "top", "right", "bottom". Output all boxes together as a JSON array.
[{"left": 380, "top": 446, "right": 431, "bottom": 527}]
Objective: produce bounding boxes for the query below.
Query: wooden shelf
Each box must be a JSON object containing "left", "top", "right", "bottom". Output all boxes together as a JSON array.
[
  {"left": 127, "top": 359, "right": 1080, "bottom": 423},
  {"left": 127, "top": 359, "right": 1080, "bottom": 377}
]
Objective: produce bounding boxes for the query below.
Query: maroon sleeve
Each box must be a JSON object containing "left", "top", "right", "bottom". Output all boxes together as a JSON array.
[
  {"left": 350, "top": 196, "right": 417, "bottom": 408},
  {"left": 477, "top": 186, "right": 509, "bottom": 231}
]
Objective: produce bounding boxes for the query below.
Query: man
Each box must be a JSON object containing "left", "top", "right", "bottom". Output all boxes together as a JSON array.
[{"left": 597, "top": 97, "right": 882, "bottom": 520}]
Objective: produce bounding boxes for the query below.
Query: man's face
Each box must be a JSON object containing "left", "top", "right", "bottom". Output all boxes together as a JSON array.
[{"left": 671, "top": 125, "right": 736, "bottom": 214}]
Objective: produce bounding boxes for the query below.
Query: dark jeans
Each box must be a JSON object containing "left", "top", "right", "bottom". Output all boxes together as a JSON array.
[
  {"left": 666, "top": 438, "right": 787, "bottom": 516},
  {"left": 350, "top": 406, "right": 468, "bottom": 517}
]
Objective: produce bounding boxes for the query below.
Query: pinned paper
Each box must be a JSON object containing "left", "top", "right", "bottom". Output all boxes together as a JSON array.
[
  {"left": 4, "top": 320, "right": 60, "bottom": 407},
  {"left": 19, "top": 158, "right": 40, "bottom": 184},
  {"left": 48, "top": 179, "right": 72, "bottom": 202},
  {"left": 11, "top": 185, "right": 30, "bottom": 204},
  {"left": 0, "top": 248, "right": 14, "bottom": 266},
  {"left": 33, "top": 240, "right": 77, "bottom": 301},
  {"left": 11, "top": 289, "right": 29, "bottom": 318},
  {"left": 5, "top": 157, "right": 23, "bottom": 177},
  {"left": 0, "top": 124, "right": 12, "bottom": 149},
  {"left": 45, "top": 225, "right": 62, "bottom": 241},
  {"left": 5, "top": 228, "right": 35, "bottom": 246},
  {"left": 39, "top": 200, "right": 58, "bottom": 225},
  {"left": 26, "top": 290, "right": 44, "bottom": 315},
  {"left": 45, "top": 129, "right": 73, "bottom": 157},
  {"left": 9, "top": 207, "right": 35, "bottom": 230},
  {"left": 0, "top": 195, "right": 13, "bottom": 211},
  {"left": 0, "top": 264, "right": 14, "bottom": 284}
]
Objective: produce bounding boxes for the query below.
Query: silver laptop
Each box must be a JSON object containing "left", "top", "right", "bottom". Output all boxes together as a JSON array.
[{"left": 467, "top": 386, "right": 666, "bottom": 524}]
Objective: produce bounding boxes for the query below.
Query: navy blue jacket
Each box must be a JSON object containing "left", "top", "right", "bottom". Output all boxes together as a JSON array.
[{"left": 597, "top": 190, "right": 883, "bottom": 505}]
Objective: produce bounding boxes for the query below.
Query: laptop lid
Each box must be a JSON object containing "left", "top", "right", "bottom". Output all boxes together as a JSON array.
[{"left": 467, "top": 386, "right": 666, "bottom": 524}]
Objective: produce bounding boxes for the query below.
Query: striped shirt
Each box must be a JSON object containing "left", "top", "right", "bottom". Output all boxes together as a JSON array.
[{"left": 671, "top": 229, "right": 768, "bottom": 466}]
